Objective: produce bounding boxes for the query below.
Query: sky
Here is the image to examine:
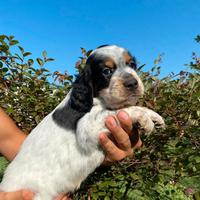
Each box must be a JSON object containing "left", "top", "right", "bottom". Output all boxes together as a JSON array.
[{"left": 1, "top": 0, "right": 200, "bottom": 77}]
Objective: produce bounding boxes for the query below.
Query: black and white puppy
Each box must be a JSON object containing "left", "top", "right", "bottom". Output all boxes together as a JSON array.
[{"left": 0, "top": 45, "right": 164, "bottom": 200}]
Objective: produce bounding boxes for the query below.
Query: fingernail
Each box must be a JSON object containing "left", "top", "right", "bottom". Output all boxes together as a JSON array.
[
  {"left": 107, "top": 117, "right": 117, "bottom": 127},
  {"left": 99, "top": 133, "right": 106, "bottom": 141},
  {"left": 118, "top": 111, "right": 129, "bottom": 121}
]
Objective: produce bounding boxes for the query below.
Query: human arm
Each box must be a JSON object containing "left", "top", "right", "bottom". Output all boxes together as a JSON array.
[
  {"left": 0, "top": 108, "right": 27, "bottom": 161},
  {"left": 0, "top": 108, "right": 69, "bottom": 200}
]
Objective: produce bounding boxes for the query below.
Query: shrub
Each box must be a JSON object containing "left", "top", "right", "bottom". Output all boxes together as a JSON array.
[
  {"left": 0, "top": 35, "right": 73, "bottom": 132},
  {"left": 0, "top": 35, "right": 199, "bottom": 199}
]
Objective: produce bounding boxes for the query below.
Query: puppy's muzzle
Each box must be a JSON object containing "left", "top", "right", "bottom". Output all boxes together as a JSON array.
[{"left": 123, "top": 74, "right": 138, "bottom": 91}]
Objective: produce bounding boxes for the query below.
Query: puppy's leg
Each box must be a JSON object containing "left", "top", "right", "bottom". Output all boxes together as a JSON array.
[
  {"left": 138, "top": 107, "right": 165, "bottom": 129},
  {"left": 122, "top": 106, "right": 165, "bottom": 134},
  {"left": 76, "top": 106, "right": 114, "bottom": 153}
]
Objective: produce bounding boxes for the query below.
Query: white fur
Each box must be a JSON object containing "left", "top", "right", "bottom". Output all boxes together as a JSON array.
[{"left": 91, "top": 45, "right": 125, "bottom": 65}]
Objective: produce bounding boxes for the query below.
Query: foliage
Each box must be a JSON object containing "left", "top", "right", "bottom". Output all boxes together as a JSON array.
[
  {"left": 195, "top": 35, "right": 200, "bottom": 43},
  {"left": 0, "top": 35, "right": 200, "bottom": 199},
  {"left": 0, "top": 35, "right": 72, "bottom": 132},
  {"left": 0, "top": 157, "right": 8, "bottom": 180}
]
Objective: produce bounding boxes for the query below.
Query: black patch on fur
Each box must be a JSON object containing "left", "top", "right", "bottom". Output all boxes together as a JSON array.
[
  {"left": 127, "top": 51, "right": 137, "bottom": 70},
  {"left": 53, "top": 63, "right": 93, "bottom": 130},
  {"left": 97, "top": 44, "right": 110, "bottom": 49},
  {"left": 52, "top": 53, "right": 112, "bottom": 130},
  {"left": 88, "top": 54, "right": 114, "bottom": 97}
]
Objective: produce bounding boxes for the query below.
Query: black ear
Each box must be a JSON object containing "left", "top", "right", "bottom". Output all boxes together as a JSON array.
[
  {"left": 52, "top": 64, "right": 94, "bottom": 130},
  {"left": 69, "top": 65, "right": 93, "bottom": 114}
]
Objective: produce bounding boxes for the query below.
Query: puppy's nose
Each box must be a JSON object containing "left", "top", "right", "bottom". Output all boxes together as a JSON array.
[{"left": 123, "top": 78, "right": 138, "bottom": 90}]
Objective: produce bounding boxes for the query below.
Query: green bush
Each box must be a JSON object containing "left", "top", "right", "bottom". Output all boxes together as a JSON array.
[{"left": 0, "top": 35, "right": 200, "bottom": 199}]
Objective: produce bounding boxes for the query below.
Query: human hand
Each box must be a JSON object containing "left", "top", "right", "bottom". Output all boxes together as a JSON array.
[
  {"left": 0, "top": 189, "right": 34, "bottom": 200},
  {"left": 55, "top": 194, "right": 71, "bottom": 200},
  {"left": 0, "top": 190, "right": 70, "bottom": 200},
  {"left": 99, "top": 111, "right": 142, "bottom": 164}
]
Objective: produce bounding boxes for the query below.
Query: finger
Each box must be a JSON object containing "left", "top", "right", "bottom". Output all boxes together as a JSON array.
[
  {"left": 1, "top": 189, "right": 35, "bottom": 200},
  {"left": 55, "top": 192, "right": 72, "bottom": 200},
  {"left": 62, "top": 197, "right": 71, "bottom": 200},
  {"left": 3, "top": 190, "right": 24, "bottom": 200},
  {"left": 99, "top": 133, "right": 126, "bottom": 161},
  {"left": 55, "top": 194, "right": 70, "bottom": 200},
  {"left": 105, "top": 116, "right": 131, "bottom": 151},
  {"left": 116, "top": 111, "right": 133, "bottom": 134},
  {"left": 21, "top": 189, "right": 35, "bottom": 200},
  {"left": 117, "top": 111, "right": 141, "bottom": 148},
  {"left": 0, "top": 192, "right": 6, "bottom": 200}
]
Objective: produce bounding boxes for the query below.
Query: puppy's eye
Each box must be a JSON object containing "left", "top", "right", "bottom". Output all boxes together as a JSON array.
[
  {"left": 128, "top": 61, "right": 137, "bottom": 70},
  {"left": 102, "top": 68, "right": 114, "bottom": 76}
]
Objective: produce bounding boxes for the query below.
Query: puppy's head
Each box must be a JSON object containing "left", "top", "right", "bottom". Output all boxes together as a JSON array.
[
  {"left": 53, "top": 45, "right": 144, "bottom": 129},
  {"left": 84, "top": 45, "right": 144, "bottom": 109}
]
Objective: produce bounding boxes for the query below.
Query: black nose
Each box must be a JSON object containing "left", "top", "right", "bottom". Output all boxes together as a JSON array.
[{"left": 123, "top": 78, "right": 138, "bottom": 90}]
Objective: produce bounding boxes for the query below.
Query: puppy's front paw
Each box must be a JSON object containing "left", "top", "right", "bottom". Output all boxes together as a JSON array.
[
  {"left": 142, "top": 108, "right": 165, "bottom": 129},
  {"left": 153, "top": 118, "right": 165, "bottom": 129},
  {"left": 138, "top": 114, "right": 155, "bottom": 133},
  {"left": 130, "top": 112, "right": 155, "bottom": 134},
  {"left": 123, "top": 106, "right": 165, "bottom": 135}
]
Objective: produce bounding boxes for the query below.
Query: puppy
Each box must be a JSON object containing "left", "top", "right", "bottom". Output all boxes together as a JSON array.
[{"left": 0, "top": 45, "right": 164, "bottom": 200}]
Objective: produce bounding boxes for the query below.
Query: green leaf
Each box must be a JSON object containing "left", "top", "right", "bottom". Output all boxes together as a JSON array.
[
  {"left": 194, "top": 192, "right": 200, "bottom": 200},
  {"left": 23, "top": 71, "right": 32, "bottom": 78},
  {"left": 14, "top": 53, "right": 23, "bottom": 62},
  {"left": 36, "top": 58, "right": 44, "bottom": 67},
  {"left": 40, "top": 68, "right": 49, "bottom": 72},
  {"left": 97, "top": 191, "right": 106, "bottom": 196},
  {"left": 46, "top": 58, "right": 54, "bottom": 62},
  {"left": 42, "top": 50, "right": 47, "bottom": 58},
  {"left": 195, "top": 35, "right": 200, "bottom": 43},
  {"left": 28, "top": 59, "right": 34, "bottom": 66},
  {"left": 2, "top": 67, "right": 8, "bottom": 73},
  {"left": 130, "top": 173, "right": 141, "bottom": 181},
  {"left": 0, "top": 44, "right": 9, "bottom": 52},
  {"left": 0, "top": 156, "right": 9, "bottom": 180},
  {"left": 0, "top": 35, "right": 9, "bottom": 40},
  {"left": 9, "top": 40, "right": 19, "bottom": 46},
  {"left": 194, "top": 156, "right": 200, "bottom": 163},
  {"left": 9, "top": 35, "right": 14, "bottom": 40},
  {"left": 18, "top": 46, "right": 24, "bottom": 54},
  {"left": 23, "top": 52, "right": 32, "bottom": 57},
  {"left": 21, "top": 64, "right": 29, "bottom": 70},
  {"left": 6, "top": 107, "right": 14, "bottom": 114}
]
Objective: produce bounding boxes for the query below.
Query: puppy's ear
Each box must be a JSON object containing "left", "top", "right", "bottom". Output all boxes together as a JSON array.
[
  {"left": 69, "top": 64, "right": 93, "bottom": 114},
  {"left": 52, "top": 63, "right": 94, "bottom": 130}
]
